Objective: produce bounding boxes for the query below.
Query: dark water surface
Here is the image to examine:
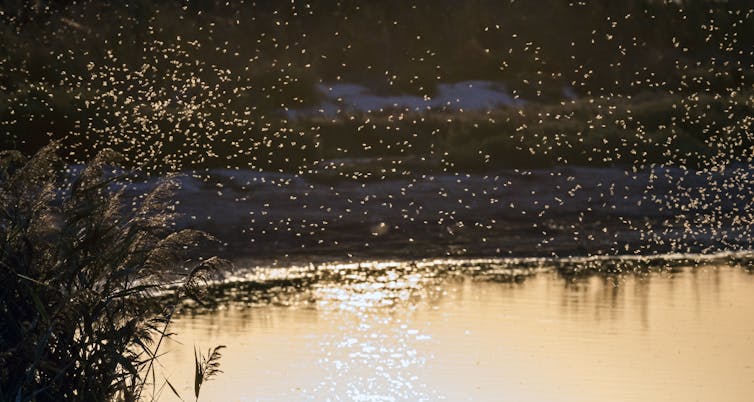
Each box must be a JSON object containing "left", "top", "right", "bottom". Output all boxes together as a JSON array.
[{"left": 157, "top": 260, "right": 754, "bottom": 401}]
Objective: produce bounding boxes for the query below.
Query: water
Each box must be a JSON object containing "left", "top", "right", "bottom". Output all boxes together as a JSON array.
[{"left": 156, "top": 260, "right": 754, "bottom": 401}]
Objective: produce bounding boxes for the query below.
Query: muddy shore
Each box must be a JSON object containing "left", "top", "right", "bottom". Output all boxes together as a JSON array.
[{"left": 151, "top": 164, "right": 753, "bottom": 264}]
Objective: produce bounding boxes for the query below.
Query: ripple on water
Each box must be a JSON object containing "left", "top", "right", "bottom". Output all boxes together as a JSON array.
[{"left": 158, "top": 253, "right": 754, "bottom": 401}]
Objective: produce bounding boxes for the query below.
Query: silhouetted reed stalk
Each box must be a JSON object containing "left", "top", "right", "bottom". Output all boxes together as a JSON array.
[{"left": 0, "top": 142, "right": 227, "bottom": 401}]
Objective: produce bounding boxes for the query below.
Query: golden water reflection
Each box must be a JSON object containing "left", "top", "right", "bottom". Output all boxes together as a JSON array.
[{"left": 158, "top": 264, "right": 754, "bottom": 401}]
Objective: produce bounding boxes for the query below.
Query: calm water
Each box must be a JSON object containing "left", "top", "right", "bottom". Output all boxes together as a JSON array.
[{"left": 156, "top": 261, "right": 754, "bottom": 401}]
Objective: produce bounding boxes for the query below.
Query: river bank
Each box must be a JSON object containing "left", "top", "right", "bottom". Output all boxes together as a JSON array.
[{"left": 148, "top": 164, "right": 754, "bottom": 264}]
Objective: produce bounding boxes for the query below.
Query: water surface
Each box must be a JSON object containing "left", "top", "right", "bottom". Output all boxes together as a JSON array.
[{"left": 157, "top": 261, "right": 754, "bottom": 401}]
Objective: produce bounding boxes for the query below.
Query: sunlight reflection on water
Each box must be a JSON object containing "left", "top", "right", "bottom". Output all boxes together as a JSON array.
[{"left": 157, "top": 256, "right": 754, "bottom": 402}]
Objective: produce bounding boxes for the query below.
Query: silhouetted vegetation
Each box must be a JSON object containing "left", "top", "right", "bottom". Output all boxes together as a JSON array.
[{"left": 0, "top": 143, "right": 226, "bottom": 401}]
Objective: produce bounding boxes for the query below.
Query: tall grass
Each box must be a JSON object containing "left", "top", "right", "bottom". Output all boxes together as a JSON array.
[
  {"left": 0, "top": 142, "right": 227, "bottom": 401},
  {"left": 192, "top": 346, "right": 225, "bottom": 402}
]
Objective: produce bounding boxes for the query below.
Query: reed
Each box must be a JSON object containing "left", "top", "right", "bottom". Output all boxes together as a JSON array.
[{"left": 0, "top": 142, "right": 227, "bottom": 401}]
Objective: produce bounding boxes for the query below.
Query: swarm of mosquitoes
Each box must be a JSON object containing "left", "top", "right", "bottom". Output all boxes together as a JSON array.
[{"left": 1, "top": 1, "right": 752, "bottom": 263}]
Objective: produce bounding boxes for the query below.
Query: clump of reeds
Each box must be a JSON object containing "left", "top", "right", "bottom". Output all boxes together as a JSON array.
[
  {"left": 0, "top": 142, "right": 227, "bottom": 401},
  {"left": 192, "top": 345, "right": 226, "bottom": 401}
]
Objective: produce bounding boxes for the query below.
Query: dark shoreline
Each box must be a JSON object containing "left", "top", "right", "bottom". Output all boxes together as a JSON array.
[{"left": 159, "top": 164, "right": 753, "bottom": 264}]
